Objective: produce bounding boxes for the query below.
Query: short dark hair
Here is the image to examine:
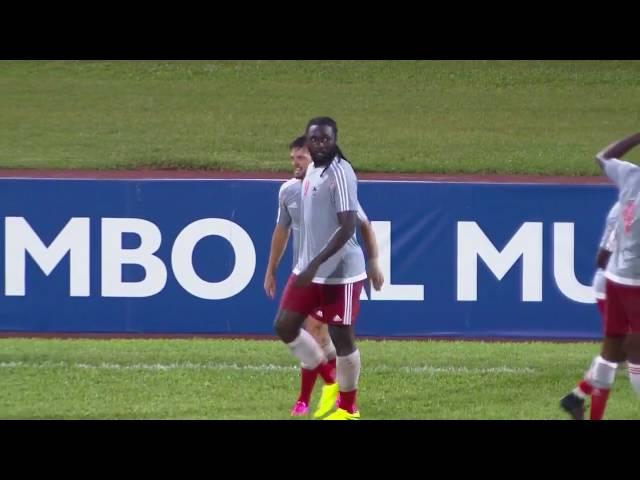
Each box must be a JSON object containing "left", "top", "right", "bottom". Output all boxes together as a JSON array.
[{"left": 288, "top": 135, "right": 307, "bottom": 150}]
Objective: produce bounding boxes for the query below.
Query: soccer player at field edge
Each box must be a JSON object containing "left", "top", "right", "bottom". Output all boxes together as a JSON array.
[
  {"left": 561, "top": 201, "right": 623, "bottom": 419},
  {"left": 264, "top": 135, "right": 384, "bottom": 418},
  {"left": 273, "top": 117, "right": 370, "bottom": 420},
  {"left": 562, "top": 132, "right": 640, "bottom": 419}
]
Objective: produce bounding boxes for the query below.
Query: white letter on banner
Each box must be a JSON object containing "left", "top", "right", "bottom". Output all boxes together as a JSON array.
[
  {"left": 367, "top": 221, "right": 424, "bottom": 301},
  {"left": 5, "top": 217, "right": 90, "bottom": 296},
  {"left": 457, "top": 221, "right": 543, "bottom": 302},
  {"left": 553, "top": 223, "right": 594, "bottom": 303},
  {"left": 171, "top": 219, "right": 256, "bottom": 300},
  {"left": 101, "top": 218, "right": 167, "bottom": 297}
]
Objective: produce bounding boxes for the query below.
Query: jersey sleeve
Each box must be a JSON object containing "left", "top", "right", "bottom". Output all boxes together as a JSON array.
[
  {"left": 329, "top": 162, "right": 359, "bottom": 214},
  {"left": 276, "top": 184, "right": 292, "bottom": 228},
  {"left": 599, "top": 202, "right": 620, "bottom": 250},
  {"left": 603, "top": 158, "right": 638, "bottom": 188}
]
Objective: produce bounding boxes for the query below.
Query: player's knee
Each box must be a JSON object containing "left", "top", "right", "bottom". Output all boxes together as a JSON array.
[
  {"left": 335, "top": 343, "right": 356, "bottom": 357},
  {"left": 274, "top": 312, "right": 301, "bottom": 343},
  {"left": 274, "top": 321, "right": 292, "bottom": 342},
  {"left": 273, "top": 314, "right": 290, "bottom": 341},
  {"left": 329, "top": 327, "right": 356, "bottom": 356},
  {"left": 317, "top": 329, "right": 332, "bottom": 348},
  {"left": 275, "top": 322, "right": 295, "bottom": 343},
  {"left": 306, "top": 323, "right": 323, "bottom": 342},
  {"left": 602, "top": 336, "right": 627, "bottom": 363},
  {"left": 624, "top": 334, "right": 640, "bottom": 364}
]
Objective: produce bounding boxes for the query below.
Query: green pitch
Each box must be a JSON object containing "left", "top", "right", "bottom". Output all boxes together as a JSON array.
[
  {"left": 1, "top": 60, "right": 639, "bottom": 175},
  {"left": 1, "top": 338, "right": 637, "bottom": 419}
]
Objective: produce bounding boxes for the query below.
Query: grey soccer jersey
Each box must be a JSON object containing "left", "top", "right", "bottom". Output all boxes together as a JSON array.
[
  {"left": 293, "top": 158, "right": 367, "bottom": 284},
  {"left": 603, "top": 159, "right": 640, "bottom": 285},
  {"left": 277, "top": 178, "right": 303, "bottom": 269},
  {"left": 599, "top": 202, "right": 620, "bottom": 251},
  {"left": 593, "top": 201, "right": 620, "bottom": 299},
  {"left": 277, "top": 176, "right": 368, "bottom": 272}
]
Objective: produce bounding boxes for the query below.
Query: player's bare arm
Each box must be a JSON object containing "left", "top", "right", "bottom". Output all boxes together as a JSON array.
[
  {"left": 596, "top": 248, "right": 612, "bottom": 270},
  {"left": 264, "top": 224, "right": 290, "bottom": 298},
  {"left": 295, "top": 210, "right": 357, "bottom": 287},
  {"left": 359, "top": 220, "right": 384, "bottom": 291},
  {"left": 595, "top": 132, "right": 640, "bottom": 169}
]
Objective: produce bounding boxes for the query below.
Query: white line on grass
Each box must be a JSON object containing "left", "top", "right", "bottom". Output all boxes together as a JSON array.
[{"left": 0, "top": 361, "right": 535, "bottom": 375}]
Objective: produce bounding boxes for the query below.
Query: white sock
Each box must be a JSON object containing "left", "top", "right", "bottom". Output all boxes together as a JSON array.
[
  {"left": 573, "top": 356, "right": 597, "bottom": 398},
  {"left": 587, "top": 355, "right": 618, "bottom": 389},
  {"left": 573, "top": 356, "right": 617, "bottom": 398},
  {"left": 628, "top": 362, "right": 640, "bottom": 396},
  {"left": 337, "top": 349, "right": 360, "bottom": 391},
  {"left": 287, "top": 329, "right": 325, "bottom": 370}
]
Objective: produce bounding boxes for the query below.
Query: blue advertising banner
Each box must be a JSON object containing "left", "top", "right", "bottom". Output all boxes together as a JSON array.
[{"left": 0, "top": 178, "right": 617, "bottom": 339}]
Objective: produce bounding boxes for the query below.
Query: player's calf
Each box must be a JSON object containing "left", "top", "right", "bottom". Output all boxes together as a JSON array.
[
  {"left": 624, "top": 334, "right": 640, "bottom": 397},
  {"left": 586, "top": 355, "right": 618, "bottom": 420},
  {"left": 329, "top": 325, "right": 360, "bottom": 415},
  {"left": 562, "top": 342, "right": 622, "bottom": 420}
]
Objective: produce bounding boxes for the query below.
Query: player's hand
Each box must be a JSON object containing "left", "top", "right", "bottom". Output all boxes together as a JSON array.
[
  {"left": 264, "top": 272, "right": 277, "bottom": 299},
  {"left": 295, "top": 262, "right": 319, "bottom": 287},
  {"left": 367, "top": 260, "right": 385, "bottom": 291}
]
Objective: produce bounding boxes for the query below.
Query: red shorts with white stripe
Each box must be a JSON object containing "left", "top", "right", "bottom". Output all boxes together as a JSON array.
[
  {"left": 604, "top": 279, "right": 640, "bottom": 336},
  {"left": 280, "top": 274, "right": 364, "bottom": 326}
]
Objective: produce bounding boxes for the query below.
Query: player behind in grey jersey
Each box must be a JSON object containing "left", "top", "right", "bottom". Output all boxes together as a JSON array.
[
  {"left": 274, "top": 117, "right": 369, "bottom": 419},
  {"left": 561, "top": 132, "right": 640, "bottom": 420},
  {"left": 560, "top": 201, "right": 625, "bottom": 420},
  {"left": 264, "top": 135, "right": 384, "bottom": 418}
]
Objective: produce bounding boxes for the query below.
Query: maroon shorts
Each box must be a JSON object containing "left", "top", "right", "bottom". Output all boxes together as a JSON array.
[
  {"left": 280, "top": 274, "right": 365, "bottom": 326},
  {"left": 604, "top": 279, "right": 640, "bottom": 336}
]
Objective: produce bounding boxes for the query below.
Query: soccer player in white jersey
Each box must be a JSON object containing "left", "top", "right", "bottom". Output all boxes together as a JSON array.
[
  {"left": 561, "top": 132, "right": 640, "bottom": 419},
  {"left": 265, "top": 135, "right": 384, "bottom": 418},
  {"left": 273, "top": 117, "right": 371, "bottom": 419},
  {"left": 593, "top": 202, "right": 620, "bottom": 317},
  {"left": 561, "top": 201, "right": 622, "bottom": 420}
]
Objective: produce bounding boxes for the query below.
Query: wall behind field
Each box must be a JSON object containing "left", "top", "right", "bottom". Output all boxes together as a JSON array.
[{"left": 0, "top": 177, "right": 617, "bottom": 339}]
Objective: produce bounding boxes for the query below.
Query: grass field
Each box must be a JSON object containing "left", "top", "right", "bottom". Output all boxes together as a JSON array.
[
  {"left": 2, "top": 61, "right": 639, "bottom": 420},
  {"left": 1, "top": 60, "right": 640, "bottom": 175},
  {"left": 1, "top": 338, "right": 637, "bottom": 420}
]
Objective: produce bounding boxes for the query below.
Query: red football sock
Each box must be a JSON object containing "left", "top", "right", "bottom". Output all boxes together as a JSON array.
[
  {"left": 590, "top": 388, "right": 611, "bottom": 420},
  {"left": 319, "top": 358, "right": 336, "bottom": 384},
  {"left": 338, "top": 390, "right": 358, "bottom": 414},
  {"left": 297, "top": 367, "right": 319, "bottom": 404}
]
